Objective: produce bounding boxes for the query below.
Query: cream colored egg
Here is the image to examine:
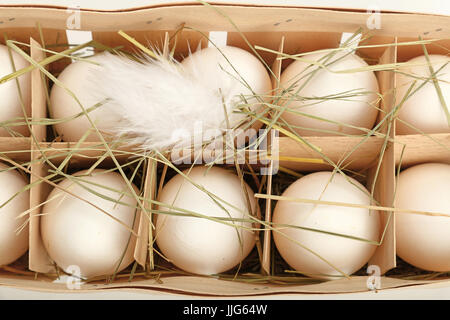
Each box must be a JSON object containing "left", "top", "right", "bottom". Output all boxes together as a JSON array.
[
  {"left": 279, "top": 51, "right": 379, "bottom": 136},
  {"left": 395, "top": 54, "right": 450, "bottom": 134},
  {"left": 395, "top": 163, "right": 450, "bottom": 272},
  {"left": 0, "top": 163, "right": 29, "bottom": 266},
  {"left": 272, "top": 171, "right": 380, "bottom": 279},
  {"left": 0, "top": 44, "right": 31, "bottom": 137},
  {"left": 181, "top": 45, "right": 272, "bottom": 130},
  {"left": 50, "top": 54, "right": 122, "bottom": 142},
  {"left": 41, "top": 169, "right": 139, "bottom": 279},
  {"left": 156, "top": 166, "right": 256, "bottom": 275}
]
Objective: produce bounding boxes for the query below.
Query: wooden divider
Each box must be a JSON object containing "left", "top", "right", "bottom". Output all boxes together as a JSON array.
[
  {"left": 367, "top": 40, "right": 397, "bottom": 274},
  {"left": 261, "top": 36, "right": 284, "bottom": 275},
  {"left": 393, "top": 38, "right": 450, "bottom": 168},
  {"left": 29, "top": 38, "right": 53, "bottom": 273}
]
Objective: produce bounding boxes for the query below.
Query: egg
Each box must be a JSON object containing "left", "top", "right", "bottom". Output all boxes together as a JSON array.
[
  {"left": 395, "top": 163, "right": 450, "bottom": 271},
  {"left": 50, "top": 53, "right": 122, "bottom": 142},
  {"left": 181, "top": 45, "right": 272, "bottom": 131},
  {"left": 155, "top": 166, "right": 257, "bottom": 275},
  {"left": 0, "top": 163, "right": 29, "bottom": 266},
  {"left": 41, "top": 169, "right": 139, "bottom": 279},
  {"left": 272, "top": 171, "right": 380, "bottom": 279},
  {"left": 395, "top": 54, "right": 450, "bottom": 134},
  {"left": 279, "top": 51, "right": 379, "bottom": 136},
  {"left": 0, "top": 44, "right": 31, "bottom": 137}
]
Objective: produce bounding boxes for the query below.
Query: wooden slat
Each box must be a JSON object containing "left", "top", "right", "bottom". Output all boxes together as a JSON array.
[
  {"left": 367, "top": 40, "right": 397, "bottom": 274},
  {"left": 29, "top": 38, "right": 53, "bottom": 273},
  {"left": 277, "top": 135, "right": 385, "bottom": 171},
  {"left": 394, "top": 133, "right": 450, "bottom": 167}
]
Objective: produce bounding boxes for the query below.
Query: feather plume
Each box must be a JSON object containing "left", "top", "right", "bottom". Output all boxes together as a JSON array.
[{"left": 86, "top": 50, "right": 256, "bottom": 152}]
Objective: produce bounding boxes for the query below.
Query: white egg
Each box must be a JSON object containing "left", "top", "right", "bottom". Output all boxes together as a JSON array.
[
  {"left": 0, "top": 163, "right": 29, "bottom": 266},
  {"left": 395, "top": 163, "right": 450, "bottom": 272},
  {"left": 181, "top": 45, "right": 272, "bottom": 130},
  {"left": 41, "top": 169, "right": 139, "bottom": 279},
  {"left": 395, "top": 54, "right": 450, "bottom": 134},
  {"left": 0, "top": 44, "right": 31, "bottom": 137},
  {"left": 155, "top": 166, "right": 257, "bottom": 275},
  {"left": 50, "top": 54, "right": 122, "bottom": 142},
  {"left": 279, "top": 51, "right": 379, "bottom": 136},
  {"left": 272, "top": 171, "right": 380, "bottom": 279}
]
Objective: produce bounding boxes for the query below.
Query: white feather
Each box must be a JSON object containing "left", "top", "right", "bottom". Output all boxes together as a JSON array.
[{"left": 86, "top": 51, "right": 249, "bottom": 152}]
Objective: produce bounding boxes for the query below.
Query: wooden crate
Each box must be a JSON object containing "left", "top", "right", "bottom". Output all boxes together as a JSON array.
[{"left": 0, "top": 3, "right": 448, "bottom": 296}]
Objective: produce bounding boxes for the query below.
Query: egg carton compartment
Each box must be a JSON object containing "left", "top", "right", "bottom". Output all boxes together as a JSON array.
[
  {"left": 0, "top": 3, "right": 449, "bottom": 296},
  {"left": 392, "top": 38, "right": 450, "bottom": 169},
  {"left": 264, "top": 165, "right": 450, "bottom": 286},
  {"left": 26, "top": 144, "right": 148, "bottom": 277},
  {"left": 273, "top": 34, "right": 397, "bottom": 172},
  {"left": 262, "top": 150, "right": 392, "bottom": 276},
  {"left": 146, "top": 163, "right": 266, "bottom": 277}
]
